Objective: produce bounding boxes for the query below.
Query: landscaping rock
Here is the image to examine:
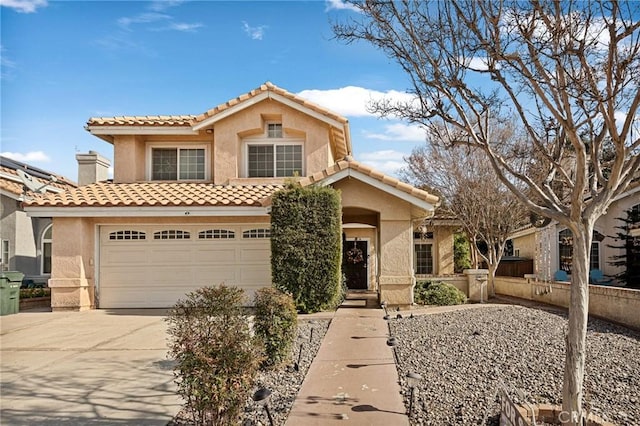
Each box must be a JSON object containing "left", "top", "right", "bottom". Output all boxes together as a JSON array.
[{"left": 389, "top": 305, "right": 640, "bottom": 426}]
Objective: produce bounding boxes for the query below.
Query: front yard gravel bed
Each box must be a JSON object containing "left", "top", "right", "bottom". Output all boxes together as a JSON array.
[
  {"left": 389, "top": 305, "right": 640, "bottom": 426},
  {"left": 168, "top": 318, "right": 330, "bottom": 426}
]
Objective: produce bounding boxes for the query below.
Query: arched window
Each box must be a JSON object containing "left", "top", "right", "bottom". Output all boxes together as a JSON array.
[{"left": 41, "top": 224, "right": 52, "bottom": 275}]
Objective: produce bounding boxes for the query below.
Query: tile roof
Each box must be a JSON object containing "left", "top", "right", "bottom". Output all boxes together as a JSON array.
[
  {"left": 87, "top": 115, "right": 196, "bottom": 127},
  {"left": 23, "top": 182, "right": 282, "bottom": 208},
  {"left": 86, "top": 82, "right": 348, "bottom": 128},
  {"left": 193, "top": 82, "right": 349, "bottom": 125},
  {"left": 299, "top": 157, "right": 440, "bottom": 206},
  {"left": 0, "top": 157, "right": 77, "bottom": 199}
]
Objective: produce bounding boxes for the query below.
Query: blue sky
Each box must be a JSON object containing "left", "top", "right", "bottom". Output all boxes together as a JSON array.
[{"left": 1, "top": 0, "right": 426, "bottom": 182}]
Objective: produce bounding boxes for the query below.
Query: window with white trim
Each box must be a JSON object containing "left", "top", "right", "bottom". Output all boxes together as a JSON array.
[
  {"left": 558, "top": 229, "right": 603, "bottom": 273},
  {"left": 150, "top": 146, "right": 206, "bottom": 181},
  {"left": 42, "top": 225, "right": 53, "bottom": 274},
  {"left": 109, "top": 230, "right": 146, "bottom": 240},
  {"left": 154, "top": 230, "right": 191, "bottom": 240},
  {"left": 248, "top": 144, "right": 302, "bottom": 178},
  {"left": 1, "top": 240, "right": 9, "bottom": 271},
  {"left": 199, "top": 229, "right": 235, "bottom": 239},
  {"left": 267, "top": 123, "right": 283, "bottom": 138},
  {"left": 243, "top": 229, "right": 271, "bottom": 239}
]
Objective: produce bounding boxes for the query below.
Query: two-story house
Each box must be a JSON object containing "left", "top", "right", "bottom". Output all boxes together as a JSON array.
[
  {"left": 1, "top": 156, "right": 77, "bottom": 284},
  {"left": 25, "top": 83, "right": 456, "bottom": 311}
]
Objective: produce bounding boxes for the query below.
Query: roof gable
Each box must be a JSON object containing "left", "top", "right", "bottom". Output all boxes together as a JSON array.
[
  {"left": 86, "top": 82, "right": 352, "bottom": 159},
  {"left": 299, "top": 158, "right": 439, "bottom": 212}
]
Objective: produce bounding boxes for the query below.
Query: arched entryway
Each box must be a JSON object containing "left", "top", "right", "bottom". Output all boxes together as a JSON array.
[{"left": 342, "top": 207, "right": 379, "bottom": 291}]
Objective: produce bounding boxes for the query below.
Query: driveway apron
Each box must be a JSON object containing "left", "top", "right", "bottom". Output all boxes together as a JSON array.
[{"left": 0, "top": 309, "right": 179, "bottom": 425}]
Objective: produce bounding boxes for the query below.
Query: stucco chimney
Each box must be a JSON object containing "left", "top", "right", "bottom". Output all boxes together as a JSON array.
[{"left": 76, "top": 151, "right": 111, "bottom": 186}]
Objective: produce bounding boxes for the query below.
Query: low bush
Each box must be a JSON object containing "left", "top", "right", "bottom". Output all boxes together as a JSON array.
[
  {"left": 20, "top": 288, "right": 50, "bottom": 299},
  {"left": 253, "top": 287, "right": 298, "bottom": 368},
  {"left": 165, "top": 285, "right": 263, "bottom": 425},
  {"left": 415, "top": 281, "right": 467, "bottom": 306}
]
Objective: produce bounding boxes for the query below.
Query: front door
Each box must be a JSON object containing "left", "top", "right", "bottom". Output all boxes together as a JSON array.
[{"left": 343, "top": 240, "right": 368, "bottom": 290}]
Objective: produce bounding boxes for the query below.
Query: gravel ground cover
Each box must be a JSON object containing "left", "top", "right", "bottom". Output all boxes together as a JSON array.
[
  {"left": 389, "top": 305, "right": 640, "bottom": 426},
  {"left": 169, "top": 318, "right": 330, "bottom": 426}
]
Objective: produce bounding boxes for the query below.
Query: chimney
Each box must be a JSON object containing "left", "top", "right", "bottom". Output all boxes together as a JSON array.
[{"left": 76, "top": 151, "right": 111, "bottom": 186}]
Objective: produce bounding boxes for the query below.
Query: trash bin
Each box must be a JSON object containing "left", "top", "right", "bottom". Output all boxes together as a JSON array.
[{"left": 0, "top": 271, "right": 24, "bottom": 316}]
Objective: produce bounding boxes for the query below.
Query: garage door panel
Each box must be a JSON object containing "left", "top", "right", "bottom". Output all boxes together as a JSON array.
[
  {"left": 148, "top": 247, "right": 193, "bottom": 263},
  {"left": 240, "top": 247, "right": 270, "bottom": 262},
  {"left": 192, "top": 248, "right": 237, "bottom": 263},
  {"left": 102, "top": 247, "right": 150, "bottom": 265},
  {"left": 99, "top": 225, "right": 271, "bottom": 308}
]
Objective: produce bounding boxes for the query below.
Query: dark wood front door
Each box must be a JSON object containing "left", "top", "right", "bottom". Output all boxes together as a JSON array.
[{"left": 343, "top": 240, "right": 368, "bottom": 290}]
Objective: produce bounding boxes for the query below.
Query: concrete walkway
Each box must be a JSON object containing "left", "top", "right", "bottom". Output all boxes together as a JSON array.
[{"left": 286, "top": 298, "right": 409, "bottom": 425}]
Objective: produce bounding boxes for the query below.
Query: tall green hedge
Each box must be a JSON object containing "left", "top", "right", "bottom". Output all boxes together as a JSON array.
[{"left": 271, "top": 183, "right": 342, "bottom": 313}]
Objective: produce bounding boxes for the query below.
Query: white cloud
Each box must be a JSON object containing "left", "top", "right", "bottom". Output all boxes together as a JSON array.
[
  {"left": 363, "top": 122, "right": 427, "bottom": 142},
  {"left": 242, "top": 21, "right": 267, "bottom": 40},
  {"left": 358, "top": 150, "right": 407, "bottom": 176},
  {"left": 1, "top": 151, "right": 50, "bottom": 163},
  {"left": 297, "top": 86, "right": 417, "bottom": 117},
  {"left": 149, "top": 0, "right": 184, "bottom": 12},
  {"left": 167, "top": 22, "right": 203, "bottom": 32},
  {"left": 118, "top": 12, "right": 170, "bottom": 29},
  {"left": 325, "top": 0, "right": 360, "bottom": 13},
  {"left": 0, "top": 0, "right": 47, "bottom": 13}
]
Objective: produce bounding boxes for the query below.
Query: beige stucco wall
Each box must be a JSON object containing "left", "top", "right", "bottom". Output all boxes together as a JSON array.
[
  {"left": 495, "top": 276, "right": 640, "bottom": 330},
  {"left": 110, "top": 100, "right": 336, "bottom": 185},
  {"left": 334, "top": 178, "right": 422, "bottom": 306},
  {"left": 434, "top": 227, "right": 455, "bottom": 275},
  {"left": 48, "top": 217, "right": 95, "bottom": 311},
  {"left": 512, "top": 231, "right": 536, "bottom": 259}
]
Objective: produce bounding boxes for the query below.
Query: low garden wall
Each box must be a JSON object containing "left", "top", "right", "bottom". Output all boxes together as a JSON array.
[{"left": 494, "top": 277, "right": 640, "bottom": 330}]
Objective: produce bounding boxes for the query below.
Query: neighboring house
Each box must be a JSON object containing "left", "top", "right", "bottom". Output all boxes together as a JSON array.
[
  {"left": 0, "top": 156, "right": 76, "bottom": 284},
  {"left": 24, "top": 82, "right": 453, "bottom": 310},
  {"left": 509, "top": 182, "right": 640, "bottom": 284}
]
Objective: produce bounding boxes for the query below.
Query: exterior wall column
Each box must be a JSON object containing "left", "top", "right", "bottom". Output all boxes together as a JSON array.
[
  {"left": 465, "top": 269, "right": 489, "bottom": 302},
  {"left": 378, "top": 219, "right": 414, "bottom": 307},
  {"left": 48, "top": 218, "right": 94, "bottom": 311},
  {"left": 435, "top": 227, "right": 455, "bottom": 275}
]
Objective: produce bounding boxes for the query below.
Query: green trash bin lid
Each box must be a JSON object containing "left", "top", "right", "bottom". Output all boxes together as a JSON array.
[{"left": 0, "top": 271, "right": 25, "bottom": 282}]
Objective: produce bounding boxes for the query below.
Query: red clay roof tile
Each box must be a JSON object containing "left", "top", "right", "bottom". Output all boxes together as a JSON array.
[{"left": 24, "top": 182, "right": 283, "bottom": 208}]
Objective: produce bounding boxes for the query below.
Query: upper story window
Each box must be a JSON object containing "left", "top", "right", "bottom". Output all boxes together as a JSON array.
[
  {"left": 268, "top": 123, "right": 283, "bottom": 138},
  {"left": 149, "top": 145, "right": 206, "bottom": 181},
  {"left": 244, "top": 122, "right": 304, "bottom": 178},
  {"left": 248, "top": 144, "right": 303, "bottom": 177}
]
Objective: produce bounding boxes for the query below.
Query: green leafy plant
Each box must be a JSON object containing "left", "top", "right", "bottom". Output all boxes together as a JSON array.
[
  {"left": 165, "top": 285, "right": 263, "bottom": 425},
  {"left": 270, "top": 182, "right": 342, "bottom": 313},
  {"left": 454, "top": 232, "right": 472, "bottom": 273},
  {"left": 415, "top": 281, "right": 467, "bottom": 306},
  {"left": 253, "top": 287, "right": 298, "bottom": 368}
]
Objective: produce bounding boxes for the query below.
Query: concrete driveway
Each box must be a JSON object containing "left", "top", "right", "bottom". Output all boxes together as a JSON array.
[{"left": 0, "top": 309, "right": 180, "bottom": 425}]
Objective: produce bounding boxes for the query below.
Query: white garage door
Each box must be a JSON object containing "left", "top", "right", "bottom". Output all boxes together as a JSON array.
[{"left": 99, "top": 225, "right": 271, "bottom": 308}]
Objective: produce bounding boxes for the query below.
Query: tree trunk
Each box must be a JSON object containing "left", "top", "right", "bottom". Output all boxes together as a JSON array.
[
  {"left": 562, "top": 225, "right": 592, "bottom": 425},
  {"left": 487, "top": 262, "right": 497, "bottom": 298}
]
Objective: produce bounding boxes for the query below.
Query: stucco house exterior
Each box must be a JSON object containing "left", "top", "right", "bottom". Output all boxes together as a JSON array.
[
  {"left": 24, "top": 83, "right": 458, "bottom": 311},
  {"left": 508, "top": 182, "right": 640, "bottom": 284},
  {"left": 0, "top": 156, "right": 77, "bottom": 284}
]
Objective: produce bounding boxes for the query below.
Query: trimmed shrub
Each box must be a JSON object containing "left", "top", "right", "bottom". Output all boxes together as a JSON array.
[
  {"left": 415, "top": 281, "right": 467, "bottom": 306},
  {"left": 270, "top": 182, "right": 342, "bottom": 313},
  {"left": 20, "top": 288, "right": 51, "bottom": 299},
  {"left": 253, "top": 287, "right": 298, "bottom": 368},
  {"left": 165, "top": 285, "right": 263, "bottom": 426}
]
